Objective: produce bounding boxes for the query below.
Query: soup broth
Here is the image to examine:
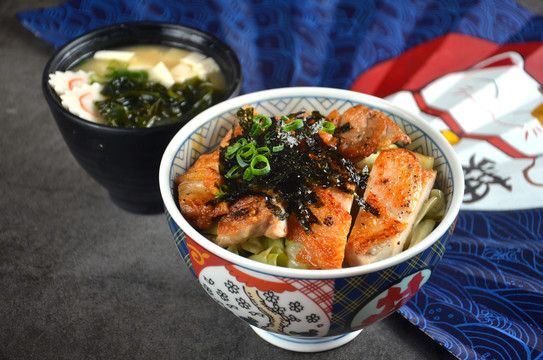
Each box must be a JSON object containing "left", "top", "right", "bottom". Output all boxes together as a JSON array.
[
  {"left": 77, "top": 45, "right": 226, "bottom": 90},
  {"left": 49, "top": 44, "right": 227, "bottom": 128}
]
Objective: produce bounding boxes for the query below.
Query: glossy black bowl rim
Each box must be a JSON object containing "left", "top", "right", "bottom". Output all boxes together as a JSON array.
[{"left": 42, "top": 21, "right": 243, "bottom": 134}]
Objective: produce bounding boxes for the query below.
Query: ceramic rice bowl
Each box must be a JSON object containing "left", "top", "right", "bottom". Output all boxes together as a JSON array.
[{"left": 159, "top": 87, "right": 464, "bottom": 352}]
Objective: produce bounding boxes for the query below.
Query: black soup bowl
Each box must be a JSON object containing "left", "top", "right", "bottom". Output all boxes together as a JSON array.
[{"left": 42, "top": 22, "right": 242, "bottom": 214}]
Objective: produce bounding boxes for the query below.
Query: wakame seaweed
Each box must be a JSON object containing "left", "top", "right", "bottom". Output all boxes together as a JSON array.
[{"left": 95, "top": 71, "right": 220, "bottom": 128}]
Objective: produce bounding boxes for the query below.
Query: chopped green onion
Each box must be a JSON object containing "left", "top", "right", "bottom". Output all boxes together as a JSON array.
[
  {"left": 255, "top": 115, "right": 272, "bottom": 129},
  {"left": 225, "top": 165, "right": 242, "bottom": 179},
  {"left": 241, "top": 155, "right": 271, "bottom": 181},
  {"left": 239, "top": 142, "right": 256, "bottom": 155},
  {"left": 236, "top": 143, "right": 256, "bottom": 167},
  {"left": 215, "top": 184, "right": 228, "bottom": 196},
  {"left": 256, "top": 146, "right": 271, "bottom": 157},
  {"left": 243, "top": 167, "right": 254, "bottom": 181},
  {"left": 282, "top": 119, "right": 304, "bottom": 132},
  {"left": 321, "top": 121, "right": 335, "bottom": 134},
  {"left": 250, "top": 155, "right": 271, "bottom": 175},
  {"left": 273, "top": 144, "right": 284, "bottom": 152},
  {"left": 225, "top": 138, "right": 247, "bottom": 159},
  {"left": 250, "top": 115, "right": 272, "bottom": 136},
  {"left": 249, "top": 123, "right": 260, "bottom": 137}
]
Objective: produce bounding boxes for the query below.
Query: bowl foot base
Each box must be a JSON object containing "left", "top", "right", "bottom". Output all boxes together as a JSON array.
[{"left": 250, "top": 326, "right": 362, "bottom": 352}]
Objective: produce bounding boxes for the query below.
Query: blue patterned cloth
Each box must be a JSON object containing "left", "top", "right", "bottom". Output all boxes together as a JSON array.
[
  {"left": 401, "top": 210, "right": 543, "bottom": 359},
  {"left": 18, "top": 0, "right": 543, "bottom": 94},
  {"left": 18, "top": 1, "right": 543, "bottom": 358}
]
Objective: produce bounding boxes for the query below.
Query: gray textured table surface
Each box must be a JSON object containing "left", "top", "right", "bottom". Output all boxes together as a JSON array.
[{"left": 2, "top": 1, "right": 541, "bottom": 359}]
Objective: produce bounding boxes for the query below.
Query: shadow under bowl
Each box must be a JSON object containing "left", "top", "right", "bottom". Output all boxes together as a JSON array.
[{"left": 42, "top": 21, "right": 242, "bottom": 214}]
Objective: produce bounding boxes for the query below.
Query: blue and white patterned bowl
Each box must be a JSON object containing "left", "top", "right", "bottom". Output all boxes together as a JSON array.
[{"left": 159, "top": 87, "right": 464, "bottom": 352}]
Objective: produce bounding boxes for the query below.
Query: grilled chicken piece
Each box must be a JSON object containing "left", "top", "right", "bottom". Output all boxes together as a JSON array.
[
  {"left": 286, "top": 186, "right": 352, "bottom": 269},
  {"left": 345, "top": 148, "right": 436, "bottom": 266},
  {"left": 216, "top": 197, "right": 288, "bottom": 247},
  {"left": 178, "top": 124, "right": 287, "bottom": 246},
  {"left": 176, "top": 149, "right": 228, "bottom": 229},
  {"left": 176, "top": 127, "right": 238, "bottom": 229},
  {"left": 327, "top": 104, "right": 411, "bottom": 162},
  {"left": 331, "top": 184, "right": 355, "bottom": 213}
]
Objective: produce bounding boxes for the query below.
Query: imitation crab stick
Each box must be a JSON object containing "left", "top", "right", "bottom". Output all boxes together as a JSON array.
[
  {"left": 48, "top": 70, "right": 93, "bottom": 96},
  {"left": 60, "top": 83, "right": 105, "bottom": 122}
]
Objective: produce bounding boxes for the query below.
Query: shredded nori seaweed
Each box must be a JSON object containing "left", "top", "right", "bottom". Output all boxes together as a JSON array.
[{"left": 213, "top": 107, "right": 377, "bottom": 233}]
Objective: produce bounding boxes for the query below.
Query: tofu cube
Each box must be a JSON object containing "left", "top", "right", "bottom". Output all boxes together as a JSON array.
[
  {"left": 181, "top": 52, "right": 208, "bottom": 67},
  {"left": 171, "top": 62, "right": 197, "bottom": 83},
  {"left": 193, "top": 57, "right": 220, "bottom": 78},
  {"left": 94, "top": 50, "right": 135, "bottom": 62},
  {"left": 148, "top": 62, "right": 175, "bottom": 88}
]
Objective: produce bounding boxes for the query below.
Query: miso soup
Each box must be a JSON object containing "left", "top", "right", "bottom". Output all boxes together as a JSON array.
[{"left": 49, "top": 44, "right": 227, "bottom": 128}]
